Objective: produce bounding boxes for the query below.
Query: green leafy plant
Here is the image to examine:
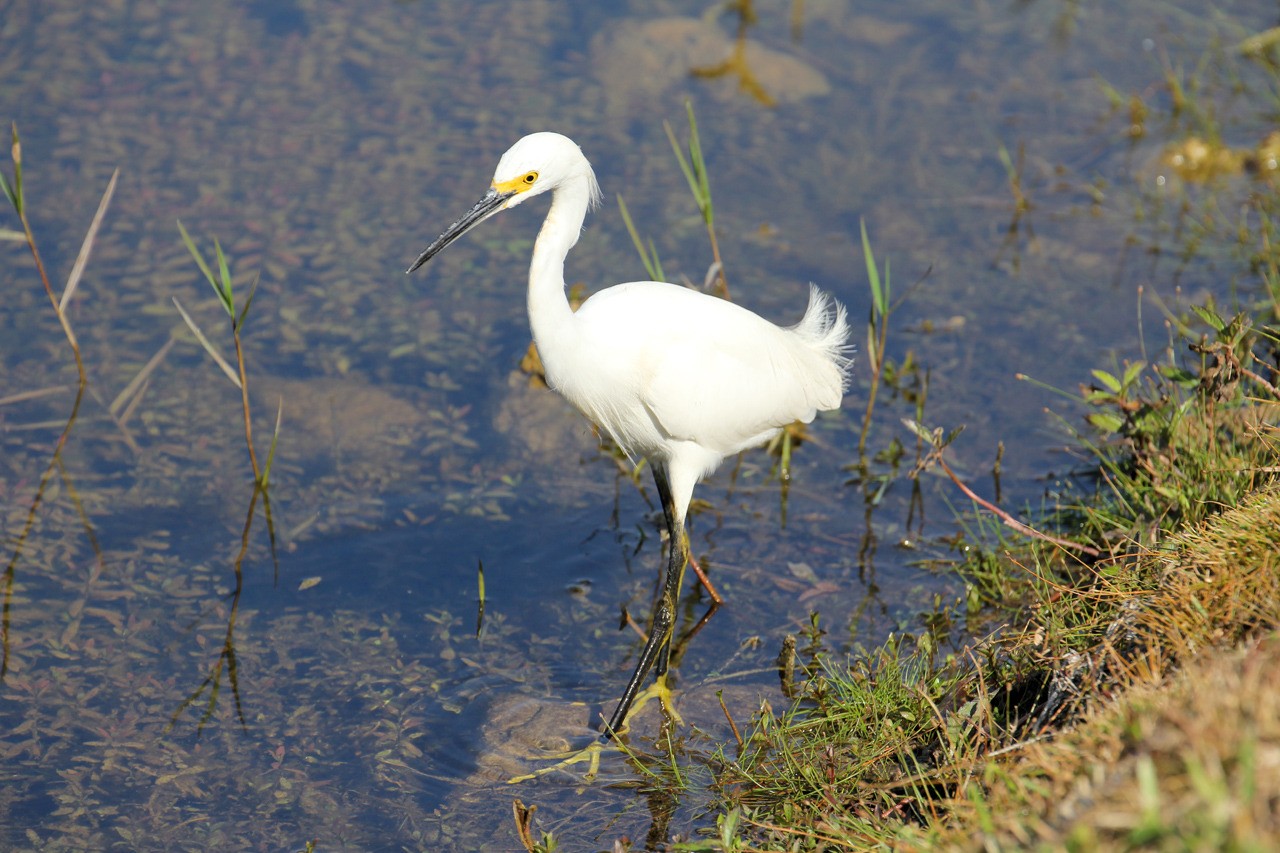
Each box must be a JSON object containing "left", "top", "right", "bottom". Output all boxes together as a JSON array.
[
  {"left": 617, "top": 192, "right": 665, "bottom": 282},
  {"left": 665, "top": 100, "right": 729, "bottom": 298},
  {"left": 0, "top": 122, "right": 99, "bottom": 389},
  {"left": 857, "top": 220, "right": 891, "bottom": 460},
  {"left": 174, "top": 220, "right": 281, "bottom": 487},
  {"left": 168, "top": 222, "right": 285, "bottom": 733}
]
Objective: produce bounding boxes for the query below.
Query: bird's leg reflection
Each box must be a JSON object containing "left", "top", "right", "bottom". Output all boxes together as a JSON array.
[{"left": 508, "top": 464, "right": 715, "bottom": 784}]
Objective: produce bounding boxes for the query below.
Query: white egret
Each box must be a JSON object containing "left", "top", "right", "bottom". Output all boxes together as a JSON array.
[{"left": 407, "top": 132, "right": 851, "bottom": 745}]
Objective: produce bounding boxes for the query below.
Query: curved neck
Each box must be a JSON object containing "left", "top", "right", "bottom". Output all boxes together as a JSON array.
[{"left": 526, "top": 175, "right": 591, "bottom": 369}]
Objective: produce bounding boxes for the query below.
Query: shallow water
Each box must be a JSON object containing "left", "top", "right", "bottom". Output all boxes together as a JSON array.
[{"left": 2, "top": 0, "right": 1277, "bottom": 849}]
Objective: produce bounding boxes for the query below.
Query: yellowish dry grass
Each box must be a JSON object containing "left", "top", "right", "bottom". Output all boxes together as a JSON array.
[
  {"left": 941, "top": 633, "right": 1280, "bottom": 851},
  {"left": 933, "top": 487, "right": 1280, "bottom": 851}
]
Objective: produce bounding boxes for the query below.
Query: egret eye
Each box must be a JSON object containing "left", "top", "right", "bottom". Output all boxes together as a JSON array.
[{"left": 523, "top": 171, "right": 538, "bottom": 185}]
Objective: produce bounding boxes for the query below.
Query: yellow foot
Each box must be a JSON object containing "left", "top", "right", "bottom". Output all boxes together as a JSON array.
[
  {"left": 506, "top": 679, "right": 683, "bottom": 784},
  {"left": 507, "top": 739, "right": 605, "bottom": 784},
  {"left": 619, "top": 675, "right": 683, "bottom": 730}
]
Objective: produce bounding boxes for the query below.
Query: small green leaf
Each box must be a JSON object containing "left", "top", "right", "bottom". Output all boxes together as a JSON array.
[
  {"left": 996, "top": 141, "right": 1014, "bottom": 177},
  {"left": 0, "top": 171, "right": 16, "bottom": 212},
  {"left": 1091, "top": 369, "right": 1122, "bottom": 393},
  {"left": 1082, "top": 389, "right": 1112, "bottom": 404},
  {"left": 1157, "top": 364, "right": 1197, "bottom": 386},
  {"left": 1189, "top": 304, "right": 1225, "bottom": 332},
  {"left": 213, "top": 238, "right": 233, "bottom": 315},
  {"left": 901, "top": 418, "right": 937, "bottom": 445},
  {"left": 6, "top": 123, "right": 23, "bottom": 214},
  {"left": 177, "top": 220, "right": 218, "bottom": 289},
  {"left": 860, "top": 219, "right": 884, "bottom": 313},
  {"left": 1121, "top": 359, "right": 1146, "bottom": 388},
  {"left": 1086, "top": 411, "right": 1124, "bottom": 434},
  {"left": 237, "top": 273, "right": 260, "bottom": 330}
]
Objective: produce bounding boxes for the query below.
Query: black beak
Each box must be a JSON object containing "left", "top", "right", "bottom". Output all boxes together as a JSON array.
[{"left": 406, "top": 188, "right": 514, "bottom": 274}]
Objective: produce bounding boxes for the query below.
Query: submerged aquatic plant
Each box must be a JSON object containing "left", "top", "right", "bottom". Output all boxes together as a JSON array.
[
  {"left": 169, "top": 221, "right": 287, "bottom": 732},
  {"left": 1, "top": 124, "right": 116, "bottom": 680}
]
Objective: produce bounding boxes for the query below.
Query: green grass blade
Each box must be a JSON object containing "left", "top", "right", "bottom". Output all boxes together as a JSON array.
[
  {"left": 177, "top": 220, "right": 218, "bottom": 291},
  {"left": 664, "top": 119, "right": 699, "bottom": 205},
  {"left": 684, "top": 100, "right": 712, "bottom": 223},
  {"left": 0, "top": 171, "right": 15, "bottom": 212},
  {"left": 6, "top": 123, "right": 23, "bottom": 215},
  {"left": 476, "top": 559, "right": 487, "bottom": 639},
  {"left": 213, "top": 238, "right": 233, "bottom": 315},
  {"left": 646, "top": 239, "right": 665, "bottom": 281},
  {"left": 261, "top": 397, "right": 283, "bottom": 486},
  {"left": 617, "top": 193, "right": 665, "bottom": 281},
  {"left": 237, "top": 273, "right": 260, "bottom": 331},
  {"left": 861, "top": 219, "right": 884, "bottom": 313}
]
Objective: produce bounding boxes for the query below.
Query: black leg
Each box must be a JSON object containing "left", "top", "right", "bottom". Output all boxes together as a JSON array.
[
  {"left": 600, "top": 463, "right": 688, "bottom": 741},
  {"left": 652, "top": 467, "right": 688, "bottom": 679}
]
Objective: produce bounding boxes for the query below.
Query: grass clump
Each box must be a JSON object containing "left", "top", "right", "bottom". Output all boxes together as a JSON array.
[
  {"left": 724, "top": 638, "right": 955, "bottom": 840},
  {"left": 678, "top": 214, "right": 1280, "bottom": 853},
  {"left": 1064, "top": 301, "right": 1279, "bottom": 542},
  {"left": 945, "top": 491, "right": 1280, "bottom": 852}
]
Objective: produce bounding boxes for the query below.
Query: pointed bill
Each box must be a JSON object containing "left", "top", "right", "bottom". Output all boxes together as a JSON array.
[{"left": 406, "top": 187, "right": 513, "bottom": 274}]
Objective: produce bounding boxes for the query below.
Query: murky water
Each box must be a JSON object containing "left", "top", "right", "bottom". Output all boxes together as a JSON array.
[{"left": 2, "top": 0, "right": 1277, "bottom": 849}]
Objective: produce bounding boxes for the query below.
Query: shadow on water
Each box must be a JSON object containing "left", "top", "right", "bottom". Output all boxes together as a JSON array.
[{"left": 2, "top": 0, "right": 1277, "bottom": 848}]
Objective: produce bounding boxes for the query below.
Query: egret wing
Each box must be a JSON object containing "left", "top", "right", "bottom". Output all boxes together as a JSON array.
[{"left": 642, "top": 311, "right": 830, "bottom": 455}]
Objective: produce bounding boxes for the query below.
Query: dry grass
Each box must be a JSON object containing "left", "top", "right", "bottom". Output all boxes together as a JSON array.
[
  {"left": 934, "top": 486, "right": 1280, "bottom": 851},
  {"left": 945, "top": 636, "right": 1280, "bottom": 851},
  {"left": 1142, "top": 484, "right": 1280, "bottom": 658}
]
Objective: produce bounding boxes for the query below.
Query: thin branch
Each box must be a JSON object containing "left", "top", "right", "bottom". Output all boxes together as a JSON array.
[
  {"left": 232, "top": 329, "right": 261, "bottom": 481},
  {"left": 934, "top": 452, "right": 1102, "bottom": 557}
]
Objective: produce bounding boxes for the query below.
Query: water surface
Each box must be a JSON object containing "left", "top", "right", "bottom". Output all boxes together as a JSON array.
[{"left": 2, "top": 0, "right": 1275, "bottom": 848}]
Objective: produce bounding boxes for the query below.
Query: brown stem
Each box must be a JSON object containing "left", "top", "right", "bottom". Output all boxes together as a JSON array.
[
  {"left": 858, "top": 315, "right": 888, "bottom": 458},
  {"left": 935, "top": 451, "right": 1102, "bottom": 558},
  {"left": 707, "top": 223, "right": 730, "bottom": 299},
  {"left": 232, "top": 329, "right": 261, "bottom": 482},
  {"left": 20, "top": 211, "right": 86, "bottom": 386}
]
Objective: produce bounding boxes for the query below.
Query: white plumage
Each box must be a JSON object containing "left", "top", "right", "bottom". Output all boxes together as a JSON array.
[{"left": 409, "top": 132, "right": 852, "bottom": 741}]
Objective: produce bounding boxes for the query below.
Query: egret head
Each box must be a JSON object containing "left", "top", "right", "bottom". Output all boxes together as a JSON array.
[
  {"left": 493, "top": 132, "right": 599, "bottom": 208},
  {"left": 407, "top": 132, "right": 600, "bottom": 274}
]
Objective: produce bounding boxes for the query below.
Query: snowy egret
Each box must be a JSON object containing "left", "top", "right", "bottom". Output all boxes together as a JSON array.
[{"left": 407, "top": 132, "right": 852, "bottom": 744}]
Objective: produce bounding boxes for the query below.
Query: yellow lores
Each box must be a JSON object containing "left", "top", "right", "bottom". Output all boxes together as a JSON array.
[{"left": 492, "top": 170, "right": 539, "bottom": 195}]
